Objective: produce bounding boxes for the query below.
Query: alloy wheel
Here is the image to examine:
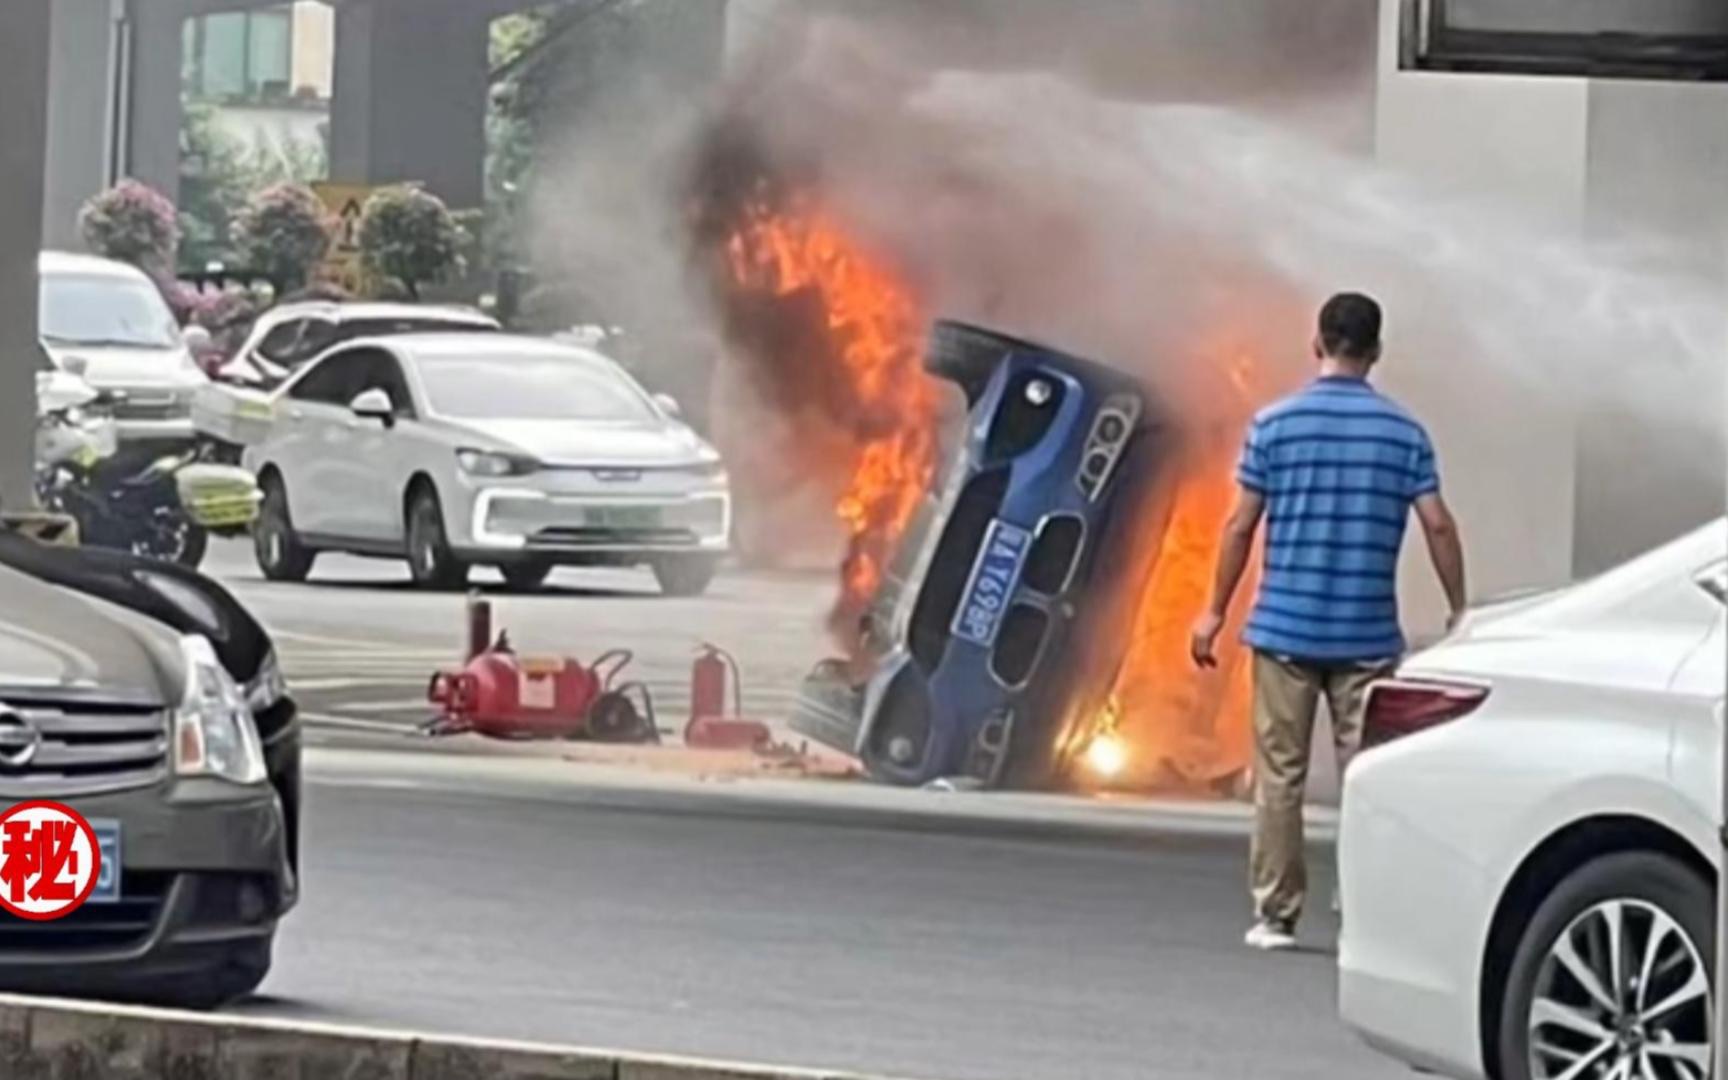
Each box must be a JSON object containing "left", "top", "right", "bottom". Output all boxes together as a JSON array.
[{"left": 1527, "top": 898, "right": 1712, "bottom": 1080}]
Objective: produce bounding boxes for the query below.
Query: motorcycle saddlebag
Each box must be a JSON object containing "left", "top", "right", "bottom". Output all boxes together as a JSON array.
[{"left": 176, "top": 463, "right": 263, "bottom": 530}]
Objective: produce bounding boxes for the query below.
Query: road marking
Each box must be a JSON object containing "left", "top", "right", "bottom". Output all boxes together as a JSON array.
[
  {"left": 298, "top": 712, "right": 422, "bottom": 734},
  {"left": 274, "top": 629, "right": 456, "bottom": 653},
  {"left": 289, "top": 677, "right": 431, "bottom": 692}
]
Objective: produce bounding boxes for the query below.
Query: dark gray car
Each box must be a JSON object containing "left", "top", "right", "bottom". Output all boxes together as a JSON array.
[{"left": 0, "top": 561, "right": 294, "bottom": 1007}]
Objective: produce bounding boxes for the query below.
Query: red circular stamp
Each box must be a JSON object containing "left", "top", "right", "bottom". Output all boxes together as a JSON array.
[{"left": 0, "top": 800, "right": 102, "bottom": 921}]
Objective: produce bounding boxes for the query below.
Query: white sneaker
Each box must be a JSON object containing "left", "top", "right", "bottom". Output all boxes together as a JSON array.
[{"left": 1244, "top": 920, "right": 1298, "bottom": 951}]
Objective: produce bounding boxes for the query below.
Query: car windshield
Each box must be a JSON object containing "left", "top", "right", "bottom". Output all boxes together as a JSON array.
[
  {"left": 418, "top": 354, "right": 657, "bottom": 422},
  {"left": 40, "top": 272, "right": 180, "bottom": 350}
]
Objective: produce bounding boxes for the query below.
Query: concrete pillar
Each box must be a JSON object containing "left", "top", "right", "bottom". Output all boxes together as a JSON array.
[
  {"left": 43, "top": 0, "right": 122, "bottom": 250},
  {"left": 329, "top": 0, "right": 489, "bottom": 209},
  {"left": 0, "top": 0, "right": 52, "bottom": 508},
  {"left": 1573, "top": 80, "right": 1728, "bottom": 573},
  {"left": 125, "top": 0, "right": 188, "bottom": 204}
]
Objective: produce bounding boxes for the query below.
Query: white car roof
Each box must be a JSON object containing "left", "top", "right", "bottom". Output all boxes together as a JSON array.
[
  {"left": 383, "top": 332, "right": 620, "bottom": 369},
  {"left": 39, "top": 250, "right": 152, "bottom": 281},
  {"left": 264, "top": 301, "right": 499, "bottom": 327}
]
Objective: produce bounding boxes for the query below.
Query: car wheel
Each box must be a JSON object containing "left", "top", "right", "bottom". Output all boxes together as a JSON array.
[
  {"left": 500, "top": 560, "right": 554, "bottom": 592},
  {"left": 407, "top": 487, "right": 468, "bottom": 590},
  {"left": 255, "top": 479, "right": 315, "bottom": 582},
  {"left": 652, "top": 555, "right": 718, "bottom": 597},
  {"left": 1497, "top": 851, "right": 1714, "bottom": 1080}
]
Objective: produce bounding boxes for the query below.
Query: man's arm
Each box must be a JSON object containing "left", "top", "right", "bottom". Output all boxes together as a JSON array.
[
  {"left": 1413, "top": 492, "right": 1466, "bottom": 625},
  {"left": 1191, "top": 487, "right": 1265, "bottom": 668}
]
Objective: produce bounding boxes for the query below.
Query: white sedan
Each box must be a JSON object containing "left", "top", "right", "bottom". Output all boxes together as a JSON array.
[
  {"left": 242, "top": 333, "right": 730, "bottom": 594},
  {"left": 1340, "top": 519, "right": 1722, "bottom": 1080}
]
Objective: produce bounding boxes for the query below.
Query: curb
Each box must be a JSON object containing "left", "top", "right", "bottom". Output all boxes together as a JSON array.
[
  {"left": 0, "top": 993, "right": 918, "bottom": 1080},
  {"left": 303, "top": 745, "right": 1343, "bottom": 845}
]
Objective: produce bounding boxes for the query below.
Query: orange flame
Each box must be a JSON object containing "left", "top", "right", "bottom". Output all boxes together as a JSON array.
[
  {"left": 712, "top": 186, "right": 1280, "bottom": 795},
  {"left": 724, "top": 196, "right": 941, "bottom": 646}
]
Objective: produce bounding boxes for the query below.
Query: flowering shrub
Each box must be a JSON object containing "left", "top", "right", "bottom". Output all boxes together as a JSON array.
[
  {"left": 78, "top": 180, "right": 179, "bottom": 272},
  {"left": 232, "top": 184, "right": 332, "bottom": 294},
  {"left": 358, "top": 185, "right": 466, "bottom": 299}
]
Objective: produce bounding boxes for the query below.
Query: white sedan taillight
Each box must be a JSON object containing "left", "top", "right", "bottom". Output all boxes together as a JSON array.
[{"left": 1362, "top": 678, "right": 1490, "bottom": 747}]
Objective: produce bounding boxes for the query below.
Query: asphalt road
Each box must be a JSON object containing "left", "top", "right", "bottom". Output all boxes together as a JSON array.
[
  {"left": 204, "top": 540, "right": 835, "bottom": 737},
  {"left": 199, "top": 538, "right": 1385, "bottom": 1078},
  {"left": 231, "top": 749, "right": 1395, "bottom": 1080}
]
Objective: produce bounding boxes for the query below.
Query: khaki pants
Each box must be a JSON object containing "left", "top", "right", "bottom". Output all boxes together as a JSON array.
[{"left": 1249, "top": 651, "right": 1392, "bottom": 927}]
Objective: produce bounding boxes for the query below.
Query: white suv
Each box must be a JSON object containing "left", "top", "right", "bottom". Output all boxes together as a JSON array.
[{"left": 243, "top": 333, "right": 731, "bottom": 595}]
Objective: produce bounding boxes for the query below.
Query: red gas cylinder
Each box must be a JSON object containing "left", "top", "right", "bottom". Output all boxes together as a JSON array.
[{"left": 430, "top": 651, "right": 602, "bottom": 738}]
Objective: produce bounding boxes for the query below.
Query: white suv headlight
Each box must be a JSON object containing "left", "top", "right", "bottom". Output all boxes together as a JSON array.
[
  {"left": 457, "top": 448, "right": 537, "bottom": 477},
  {"left": 246, "top": 650, "right": 288, "bottom": 713},
  {"left": 174, "top": 635, "right": 267, "bottom": 784}
]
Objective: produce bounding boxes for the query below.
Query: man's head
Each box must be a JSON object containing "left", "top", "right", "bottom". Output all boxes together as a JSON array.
[{"left": 1313, "top": 292, "right": 1383, "bottom": 370}]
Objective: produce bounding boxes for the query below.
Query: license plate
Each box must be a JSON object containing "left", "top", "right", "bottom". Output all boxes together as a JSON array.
[
  {"left": 586, "top": 505, "right": 661, "bottom": 529},
  {"left": 90, "top": 819, "right": 120, "bottom": 904},
  {"left": 952, "top": 520, "right": 1033, "bottom": 647}
]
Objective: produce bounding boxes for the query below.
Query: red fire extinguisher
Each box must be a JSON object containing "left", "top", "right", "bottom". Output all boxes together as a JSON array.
[{"left": 691, "top": 643, "right": 743, "bottom": 722}]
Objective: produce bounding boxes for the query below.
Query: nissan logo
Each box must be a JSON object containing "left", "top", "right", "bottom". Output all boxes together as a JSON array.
[{"left": 0, "top": 706, "right": 41, "bottom": 771}]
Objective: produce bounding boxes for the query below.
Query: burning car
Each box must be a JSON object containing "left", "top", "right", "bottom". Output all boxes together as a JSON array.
[{"left": 793, "top": 320, "right": 1167, "bottom": 788}]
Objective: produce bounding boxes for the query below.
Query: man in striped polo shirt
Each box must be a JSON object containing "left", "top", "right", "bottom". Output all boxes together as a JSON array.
[{"left": 1191, "top": 292, "right": 1467, "bottom": 951}]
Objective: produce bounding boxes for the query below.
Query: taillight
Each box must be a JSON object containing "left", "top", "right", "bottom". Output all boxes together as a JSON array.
[{"left": 1362, "top": 678, "right": 1489, "bottom": 747}]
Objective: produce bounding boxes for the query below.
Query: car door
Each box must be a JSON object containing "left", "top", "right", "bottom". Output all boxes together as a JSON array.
[
  {"left": 338, "top": 348, "right": 419, "bottom": 544},
  {"left": 274, "top": 351, "right": 366, "bottom": 537}
]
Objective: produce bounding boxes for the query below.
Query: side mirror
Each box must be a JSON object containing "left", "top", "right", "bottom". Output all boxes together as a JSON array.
[
  {"left": 349, "top": 388, "right": 395, "bottom": 425},
  {"left": 61, "top": 355, "right": 89, "bottom": 378},
  {"left": 653, "top": 393, "right": 682, "bottom": 419}
]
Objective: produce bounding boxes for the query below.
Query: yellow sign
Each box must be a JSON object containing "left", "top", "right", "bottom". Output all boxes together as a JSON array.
[{"left": 311, "top": 182, "right": 380, "bottom": 294}]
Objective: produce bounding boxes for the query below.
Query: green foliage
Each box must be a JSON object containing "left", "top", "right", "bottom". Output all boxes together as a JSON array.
[
  {"left": 358, "top": 185, "right": 467, "bottom": 299},
  {"left": 233, "top": 183, "right": 332, "bottom": 293},
  {"left": 179, "top": 102, "right": 329, "bottom": 271},
  {"left": 78, "top": 180, "right": 180, "bottom": 272}
]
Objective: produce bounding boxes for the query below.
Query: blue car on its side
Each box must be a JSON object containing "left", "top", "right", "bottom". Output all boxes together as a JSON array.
[{"left": 794, "top": 320, "right": 1167, "bottom": 788}]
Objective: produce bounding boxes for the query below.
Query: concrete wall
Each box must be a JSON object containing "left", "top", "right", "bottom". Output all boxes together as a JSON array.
[
  {"left": 1574, "top": 79, "right": 1728, "bottom": 573},
  {"left": 1375, "top": 0, "right": 1728, "bottom": 590},
  {"left": 0, "top": 0, "right": 52, "bottom": 509},
  {"left": 43, "top": 0, "right": 118, "bottom": 250},
  {"left": 329, "top": 0, "right": 491, "bottom": 208}
]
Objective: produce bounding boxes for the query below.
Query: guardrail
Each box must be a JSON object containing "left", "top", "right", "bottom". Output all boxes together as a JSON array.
[{"left": 0, "top": 993, "right": 912, "bottom": 1080}]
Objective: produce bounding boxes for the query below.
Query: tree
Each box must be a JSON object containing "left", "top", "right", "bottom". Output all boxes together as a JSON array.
[
  {"left": 358, "top": 185, "right": 466, "bottom": 299},
  {"left": 233, "top": 183, "right": 332, "bottom": 294},
  {"left": 78, "top": 180, "right": 179, "bottom": 273}
]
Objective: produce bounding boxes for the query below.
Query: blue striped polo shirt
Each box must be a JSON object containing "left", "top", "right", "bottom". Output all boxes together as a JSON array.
[{"left": 1236, "top": 375, "right": 1439, "bottom": 662}]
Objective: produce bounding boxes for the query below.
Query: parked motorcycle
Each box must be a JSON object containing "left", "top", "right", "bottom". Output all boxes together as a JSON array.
[{"left": 35, "top": 387, "right": 262, "bottom": 568}]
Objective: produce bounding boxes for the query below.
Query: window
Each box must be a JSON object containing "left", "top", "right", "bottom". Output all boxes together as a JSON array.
[
  {"left": 288, "top": 350, "right": 366, "bottom": 406},
  {"left": 255, "top": 320, "right": 306, "bottom": 364},
  {"left": 292, "top": 320, "right": 338, "bottom": 364},
  {"left": 416, "top": 354, "right": 657, "bottom": 422},
  {"left": 183, "top": 7, "right": 295, "bottom": 101},
  {"left": 39, "top": 273, "right": 180, "bottom": 351},
  {"left": 1402, "top": 0, "right": 1728, "bottom": 80},
  {"left": 356, "top": 352, "right": 417, "bottom": 419}
]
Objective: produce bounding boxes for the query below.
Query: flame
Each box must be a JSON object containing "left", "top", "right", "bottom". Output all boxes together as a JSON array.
[
  {"left": 723, "top": 195, "right": 941, "bottom": 647},
  {"left": 702, "top": 171, "right": 1282, "bottom": 794}
]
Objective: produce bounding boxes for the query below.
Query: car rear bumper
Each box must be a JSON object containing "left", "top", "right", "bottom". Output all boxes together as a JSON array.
[
  {"left": 0, "top": 782, "right": 292, "bottom": 995},
  {"left": 1338, "top": 761, "right": 1489, "bottom": 1079}
]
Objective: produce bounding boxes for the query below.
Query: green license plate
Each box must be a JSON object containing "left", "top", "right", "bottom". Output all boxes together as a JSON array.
[{"left": 586, "top": 506, "right": 661, "bottom": 529}]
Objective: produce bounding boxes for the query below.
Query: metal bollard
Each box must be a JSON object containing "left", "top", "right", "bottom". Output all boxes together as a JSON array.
[{"left": 466, "top": 592, "right": 492, "bottom": 660}]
